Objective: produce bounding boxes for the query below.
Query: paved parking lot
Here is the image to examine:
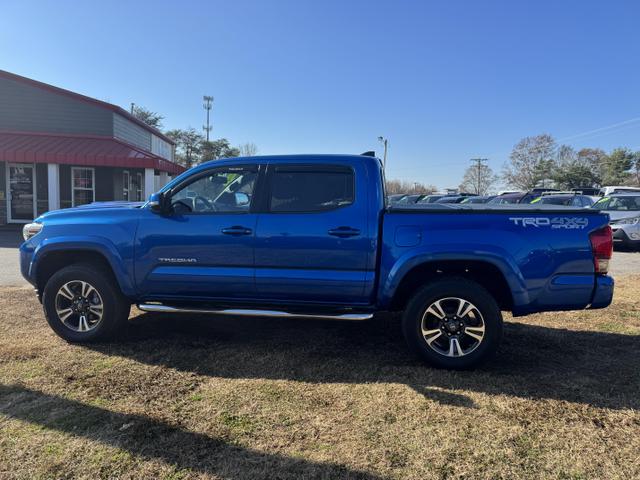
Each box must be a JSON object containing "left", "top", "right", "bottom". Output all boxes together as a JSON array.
[
  {"left": 0, "top": 230, "right": 24, "bottom": 286},
  {"left": 1, "top": 229, "right": 639, "bottom": 286}
]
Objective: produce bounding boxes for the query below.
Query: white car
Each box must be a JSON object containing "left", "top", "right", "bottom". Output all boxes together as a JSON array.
[
  {"left": 599, "top": 186, "right": 640, "bottom": 196},
  {"left": 593, "top": 194, "right": 640, "bottom": 249}
]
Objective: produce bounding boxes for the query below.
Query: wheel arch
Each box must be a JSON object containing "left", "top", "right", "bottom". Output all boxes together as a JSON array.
[
  {"left": 383, "top": 256, "right": 526, "bottom": 312},
  {"left": 32, "top": 238, "right": 135, "bottom": 298}
]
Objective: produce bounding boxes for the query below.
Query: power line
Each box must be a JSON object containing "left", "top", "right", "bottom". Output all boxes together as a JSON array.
[{"left": 558, "top": 116, "right": 640, "bottom": 143}]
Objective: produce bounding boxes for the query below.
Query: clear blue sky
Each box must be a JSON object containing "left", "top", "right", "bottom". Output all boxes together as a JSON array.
[{"left": 2, "top": 0, "right": 640, "bottom": 189}]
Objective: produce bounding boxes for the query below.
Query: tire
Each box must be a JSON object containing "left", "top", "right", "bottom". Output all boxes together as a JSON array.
[
  {"left": 42, "top": 263, "right": 130, "bottom": 342},
  {"left": 402, "top": 277, "right": 503, "bottom": 369}
]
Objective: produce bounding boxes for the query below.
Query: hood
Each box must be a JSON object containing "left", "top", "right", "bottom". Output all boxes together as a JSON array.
[
  {"left": 35, "top": 201, "right": 144, "bottom": 223},
  {"left": 73, "top": 201, "right": 145, "bottom": 210},
  {"left": 605, "top": 210, "right": 640, "bottom": 222}
]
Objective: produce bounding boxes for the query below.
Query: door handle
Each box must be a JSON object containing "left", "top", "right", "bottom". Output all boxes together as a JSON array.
[
  {"left": 222, "top": 226, "right": 253, "bottom": 236},
  {"left": 328, "top": 227, "right": 360, "bottom": 238}
]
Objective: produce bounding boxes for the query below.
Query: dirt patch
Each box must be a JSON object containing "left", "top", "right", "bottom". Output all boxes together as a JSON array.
[{"left": 0, "top": 277, "right": 639, "bottom": 479}]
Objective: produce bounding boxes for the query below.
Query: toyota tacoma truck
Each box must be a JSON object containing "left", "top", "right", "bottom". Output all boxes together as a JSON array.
[{"left": 19, "top": 154, "right": 614, "bottom": 369}]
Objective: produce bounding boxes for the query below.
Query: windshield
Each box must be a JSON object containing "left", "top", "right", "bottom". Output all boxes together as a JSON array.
[
  {"left": 488, "top": 195, "right": 521, "bottom": 204},
  {"left": 593, "top": 196, "right": 640, "bottom": 211},
  {"left": 419, "top": 195, "right": 443, "bottom": 203}
]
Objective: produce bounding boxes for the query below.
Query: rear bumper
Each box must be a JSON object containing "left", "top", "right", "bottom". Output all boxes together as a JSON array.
[
  {"left": 512, "top": 273, "right": 614, "bottom": 315},
  {"left": 589, "top": 275, "right": 615, "bottom": 309}
]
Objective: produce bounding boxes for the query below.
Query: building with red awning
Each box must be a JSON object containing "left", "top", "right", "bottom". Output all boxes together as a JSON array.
[{"left": 0, "top": 69, "right": 185, "bottom": 224}]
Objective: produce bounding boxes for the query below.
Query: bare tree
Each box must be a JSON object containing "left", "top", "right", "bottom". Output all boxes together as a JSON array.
[
  {"left": 459, "top": 163, "right": 498, "bottom": 195},
  {"left": 503, "top": 134, "right": 557, "bottom": 190},
  {"left": 386, "top": 179, "right": 437, "bottom": 195},
  {"left": 238, "top": 142, "right": 258, "bottom": 157}
]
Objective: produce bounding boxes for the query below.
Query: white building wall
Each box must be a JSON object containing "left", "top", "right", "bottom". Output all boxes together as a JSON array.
[{"left": 151, "top": 134, "right": 173, "bottom": 161}]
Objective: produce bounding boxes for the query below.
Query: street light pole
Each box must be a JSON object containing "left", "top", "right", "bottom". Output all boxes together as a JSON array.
[{"left": 378, "top": 136, "right": 388, "bottom": 169}]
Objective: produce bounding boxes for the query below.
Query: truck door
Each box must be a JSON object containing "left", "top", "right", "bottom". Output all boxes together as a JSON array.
[
  {"left": 254, "top": 162, "right": 373, "bottom": 305},
  {"left": 134, "top": 165, "right": 260, "bottom": 300}
]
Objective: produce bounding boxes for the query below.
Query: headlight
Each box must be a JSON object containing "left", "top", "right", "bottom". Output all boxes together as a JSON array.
[
  {"left": 612, "top": 217, "right": 640, "bottom": 226},
  {"left": 22, "top": 222, "right": 43, "bottom": 241}
]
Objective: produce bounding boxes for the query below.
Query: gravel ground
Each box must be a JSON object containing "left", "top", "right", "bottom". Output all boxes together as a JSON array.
[{"left": 1, "top": 229, "right": 639, "bottom": 286}]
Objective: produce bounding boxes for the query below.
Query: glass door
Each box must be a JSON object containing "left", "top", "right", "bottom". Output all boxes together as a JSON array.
[{"left": 7, "top": 163, "right": 36, "bottom": 222}]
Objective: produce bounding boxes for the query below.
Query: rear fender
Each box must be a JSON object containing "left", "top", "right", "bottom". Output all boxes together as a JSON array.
[{"left": 378, "top": 246, "right": 529, "bottom": 309}]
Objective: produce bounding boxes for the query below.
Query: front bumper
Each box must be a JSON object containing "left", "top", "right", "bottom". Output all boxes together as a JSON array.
[
  {"left": 612, "top": 225, "right": 640, "bottom": 247},
  {"left": 19, "top": 241, "right": 37, "bottom": 286},
  {"left": 589, "top": 275, "right": 615, "bottom": 309}
]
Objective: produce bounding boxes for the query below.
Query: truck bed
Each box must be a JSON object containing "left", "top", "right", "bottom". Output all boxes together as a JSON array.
[{"left": 378, "top": 205, "right": 612, "bottom": 315}]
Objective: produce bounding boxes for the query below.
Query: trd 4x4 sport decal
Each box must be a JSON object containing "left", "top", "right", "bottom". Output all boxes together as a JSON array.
[{"left": 509, "top": 217, "right": 589, "bottom": 229}]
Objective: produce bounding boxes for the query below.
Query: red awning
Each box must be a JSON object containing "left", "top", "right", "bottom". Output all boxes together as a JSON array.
[{"left": 0, "top": 131, "right": 185, "bottom": 174}]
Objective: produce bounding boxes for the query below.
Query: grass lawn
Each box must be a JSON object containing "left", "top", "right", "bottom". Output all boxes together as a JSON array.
[{"left": 0, "top": 276, "right": 638, "bottom": 479}]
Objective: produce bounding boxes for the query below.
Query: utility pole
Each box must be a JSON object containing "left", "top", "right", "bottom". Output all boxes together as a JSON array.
[
  {"left": 203, "top": 95, "right": 214, "bottom": 142},
  {"left": 470, "top": 158, "right": 488, "bottom": 195},
  {"left": 378, "top": 136, "right": 388, "bottom": 169}
]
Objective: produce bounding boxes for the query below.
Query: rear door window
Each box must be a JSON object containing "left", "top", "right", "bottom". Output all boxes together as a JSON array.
[{"left": 268, "top": 165, "right": 354, "bottom": 213}]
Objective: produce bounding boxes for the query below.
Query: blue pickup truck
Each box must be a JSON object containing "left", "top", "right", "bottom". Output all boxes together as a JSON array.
[{"left": 19, "top": 154, "right": 614, "bottom": 369}]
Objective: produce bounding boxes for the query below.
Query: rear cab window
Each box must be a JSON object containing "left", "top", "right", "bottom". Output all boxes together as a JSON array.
[{"left": 268, "top": 165, "right": 355, "bottom": 213}]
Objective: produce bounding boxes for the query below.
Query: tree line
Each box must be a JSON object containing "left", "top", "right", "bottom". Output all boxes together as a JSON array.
[
  {"left": 501, "top": 133, "right": 640, "bottom": 190},
  {"left": 389, "top": 133, "right": 640, "bottom": 196},
  {"left": 458, "top": 134, "right": 640, "bottom": 195},
  {"left": 131, "top": 105, "right": 257, "bottom": 168}
]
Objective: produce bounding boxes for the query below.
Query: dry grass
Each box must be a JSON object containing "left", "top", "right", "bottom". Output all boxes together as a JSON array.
[{"left": 0, "top": 276, "right": 639, "bottom": 479}]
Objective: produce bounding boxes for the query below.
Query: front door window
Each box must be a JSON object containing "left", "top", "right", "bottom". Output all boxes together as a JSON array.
[{"left": 8, "top": 164, "right": 35, "bottom": 221}]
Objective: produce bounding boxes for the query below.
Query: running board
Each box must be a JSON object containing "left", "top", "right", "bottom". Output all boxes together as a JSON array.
[{"left": 137, "top": 303, "right": 373, "bottom": 321}]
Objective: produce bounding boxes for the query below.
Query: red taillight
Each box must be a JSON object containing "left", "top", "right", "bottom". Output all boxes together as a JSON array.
[{"left": 589, "top": 225, "right": 613, "bottom": 274}]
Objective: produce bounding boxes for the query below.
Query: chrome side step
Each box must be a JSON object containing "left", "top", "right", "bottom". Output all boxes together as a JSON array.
[{"left": 137, "top": 303, "right": 373, "bottom": 321}]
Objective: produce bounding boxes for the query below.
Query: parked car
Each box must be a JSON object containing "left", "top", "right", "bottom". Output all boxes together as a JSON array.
[
  {"left": 487, "top": 192, "right": 526, "bottom": 204},
  {"left": 460, "top": 195, "right": 496, "bottom": 204},
  {"left": 434, "top": 195, "right": 468, "bottom": 204},
  {"left": 599, "top": 186, "right": 640, "bottom": 196},
  {"left": 387, "top": 194, "right": 407, "bottom": 204},
  {"left": 489, "top": 190, "right": 554, "bottom": 205},
  {"left": 395, "top": 194, "right": 425, "bottom": 205},
  {"left": 530, "top": 193, "right": 595, "bottom": 207},
  {"left": 20, "top": 154, "right": 614, "bottom": 369},
  {"left": 592, "top": 194, "right": 640, "bottom": 248},
  {"left": 571, "top": 187, "right": 600, "bottom": 196},
  {"left": 418, "top": 194, "right": 447, "bottom": 204}
]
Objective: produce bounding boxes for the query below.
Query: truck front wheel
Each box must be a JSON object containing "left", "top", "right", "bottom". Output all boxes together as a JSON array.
[
  {"left": 42, "top": 264, "right": 130, "bottom": 343},
  {"left": 402, "top": 277, "right": 503, "bottom": 369}
]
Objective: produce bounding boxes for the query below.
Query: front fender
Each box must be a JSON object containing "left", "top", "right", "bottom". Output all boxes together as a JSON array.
[
  {"left": 28, "top": 236, "right": 136, "bottom": 297},
  {"left": 377, "top": 245, "right": 529, "bottom": 309}
]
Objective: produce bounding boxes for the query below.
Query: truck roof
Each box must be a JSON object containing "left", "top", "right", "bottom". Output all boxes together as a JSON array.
[{"left": 198, "top": 153, "right": 382, "bottom": 169}]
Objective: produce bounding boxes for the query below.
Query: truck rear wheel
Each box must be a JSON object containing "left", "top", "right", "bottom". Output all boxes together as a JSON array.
[
  {"left": 402, "top": 277, "right": 503, "bottom": 369},
  {"left": 42, "top": 264, "right": 130, "bottom": 343}
]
